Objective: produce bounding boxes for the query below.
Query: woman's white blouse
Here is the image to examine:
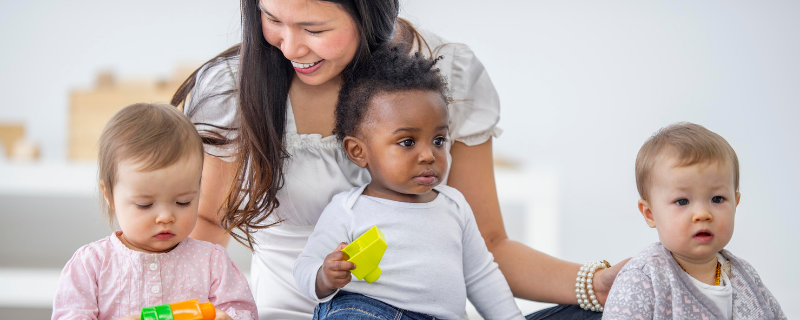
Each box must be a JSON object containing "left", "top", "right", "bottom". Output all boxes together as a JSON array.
[{"left": 185, "top": 30, "right": 501, "bottom": 319}]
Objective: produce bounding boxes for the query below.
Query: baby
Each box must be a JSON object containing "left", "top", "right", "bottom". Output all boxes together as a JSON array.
[
  {"left": 293, "top": 47, "right": 524, "bottom": 320},
  {"left": 603, "top": 122, "right": 785, "bottom": 319},
  {"left": 52, "top": 103, "right": 257, "bottom": 320}
]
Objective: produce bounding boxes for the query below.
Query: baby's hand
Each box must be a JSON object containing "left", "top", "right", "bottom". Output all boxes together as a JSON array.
[
  {"left": 214, "top": 308, "right": 232, "bottom": 320},
  {"left": 114, "top": 314, "right": 139, "bottom": 320},
  {"left": 315, "top": 242, "right": 356, "bottom": 298}
]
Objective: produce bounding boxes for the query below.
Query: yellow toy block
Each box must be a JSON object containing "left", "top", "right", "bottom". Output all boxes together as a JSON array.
[{"left": 343, "top": 226, "right": 387, "bottom": 283}]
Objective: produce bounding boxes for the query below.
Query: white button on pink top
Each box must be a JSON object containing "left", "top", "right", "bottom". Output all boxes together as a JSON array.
[
  {"left": 150, "top": 263, "right": 158, "bottom": 271},
  {"left": 151, "top": 286, "right": 159, "bottom": 294}
]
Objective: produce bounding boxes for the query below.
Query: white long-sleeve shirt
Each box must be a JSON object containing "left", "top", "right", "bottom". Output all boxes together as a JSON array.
[{"left": 293, "top": 184, "right": 523, "bottom": 320}]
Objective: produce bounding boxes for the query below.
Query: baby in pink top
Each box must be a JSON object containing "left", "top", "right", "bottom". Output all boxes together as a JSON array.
[{"left": 52, "top": 103, "right": 257, "bottom": 320}]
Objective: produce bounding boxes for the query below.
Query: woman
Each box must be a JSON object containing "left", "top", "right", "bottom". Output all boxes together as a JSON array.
[{"left": 172, "top": 0, "right": 625, "bottom": 319}]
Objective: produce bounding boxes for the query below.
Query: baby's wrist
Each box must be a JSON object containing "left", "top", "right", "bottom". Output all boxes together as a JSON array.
[{"left": 315, "top": 267, "right": 336, "bottom": 298}]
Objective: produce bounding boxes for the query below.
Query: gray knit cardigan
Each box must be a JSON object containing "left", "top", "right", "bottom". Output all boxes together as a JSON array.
[{"left": 603, "top": 243, "right": 785, "bottom": 320}]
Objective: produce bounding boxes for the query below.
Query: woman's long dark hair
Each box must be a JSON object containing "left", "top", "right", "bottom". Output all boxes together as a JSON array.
[{"left": 172, "top": 0, "right": 429, "bottom": 249}]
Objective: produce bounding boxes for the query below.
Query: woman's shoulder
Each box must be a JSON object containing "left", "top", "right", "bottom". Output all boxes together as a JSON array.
[
  {"left": 415, "top": 28, "right": 502, "bottom": 146},
  {"left": 196, "top": 55, "right": 240, "bottom": 86},
  {"left": 187, "top": 55, "right": 240, "bottom": 110},
  {"left": 415, "top": 29, "right": 479, "bottom": 75}
]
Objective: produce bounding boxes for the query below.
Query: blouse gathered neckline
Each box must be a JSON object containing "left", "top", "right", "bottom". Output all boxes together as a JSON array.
[{"left": 284, "top": 98, "right": 340, "bottom": 150}]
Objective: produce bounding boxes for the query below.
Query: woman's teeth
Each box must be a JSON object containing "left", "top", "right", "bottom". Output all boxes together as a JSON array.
[{"left": 291, "top": 60, "right": 321, "bottom": 69}]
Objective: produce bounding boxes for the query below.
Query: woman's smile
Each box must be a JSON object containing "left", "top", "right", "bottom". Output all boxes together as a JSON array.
[{"left": 291, "top": 59, "right": 325, "bottom": 74}]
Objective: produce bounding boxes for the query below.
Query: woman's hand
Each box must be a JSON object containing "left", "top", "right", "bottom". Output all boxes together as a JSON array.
[
  {"left": 214, "top": 308, "right": 233, "bottom": 320},
  {"left": 315, "top": 242, "right": 356, "bottom": 299},
  {"left": 591, "top": 258, "right": 630, "bottom": 305}
]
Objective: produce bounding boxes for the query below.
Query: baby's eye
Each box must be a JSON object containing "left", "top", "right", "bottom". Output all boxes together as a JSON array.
[
  {"left": 177, "top": 201, "right": 192, "bottom": 207},
  {"left": 711, "top": 196, "right": 725, "bottom": 203},
  {"left": 433, "top": 137, "right": 446, "bottom": 146},
  {"left": 399, "top": 139, "right": 415, "bottom": 147},
  {"left": 675, "top": 199, "right": 689, "bottom": 206},
  {"left": 136, "top": 203, "right": 153, "bottom": 210}
]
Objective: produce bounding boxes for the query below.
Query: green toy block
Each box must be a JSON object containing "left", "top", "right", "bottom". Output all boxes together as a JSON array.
[{"left": 141, "top": 304, "right": 173, "bottom": 320}]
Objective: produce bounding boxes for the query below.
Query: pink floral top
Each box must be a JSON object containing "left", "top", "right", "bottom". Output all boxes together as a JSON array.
[{"left": 52, "top": 231, "right": 257, "bottom": 320}]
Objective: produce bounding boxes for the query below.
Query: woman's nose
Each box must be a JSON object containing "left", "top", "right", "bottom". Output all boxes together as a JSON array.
[{"left": 279, "top": 30, "right": 309, "bottom": 61}]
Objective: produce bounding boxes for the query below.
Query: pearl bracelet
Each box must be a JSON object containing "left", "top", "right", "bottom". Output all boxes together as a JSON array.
[{"left": 575, "top": 260, "right": 610, "bottom": 312}]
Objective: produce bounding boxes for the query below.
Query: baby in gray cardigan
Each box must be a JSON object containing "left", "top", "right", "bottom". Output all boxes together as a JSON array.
[{"left": 603, "top": 123, "right": 785, "bottom": 320}]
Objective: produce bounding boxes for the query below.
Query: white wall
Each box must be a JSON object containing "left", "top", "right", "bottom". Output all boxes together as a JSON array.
[{"left": 0, "top": 0, "right": 797, "bottom": 317}]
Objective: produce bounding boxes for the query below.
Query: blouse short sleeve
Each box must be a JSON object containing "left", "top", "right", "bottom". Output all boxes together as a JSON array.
[
  {"left": 183, "top": 57, "right": 240, "bottom": 160},
  {"left": 424, "top": 33, "right": 502, "bottom": 146}
]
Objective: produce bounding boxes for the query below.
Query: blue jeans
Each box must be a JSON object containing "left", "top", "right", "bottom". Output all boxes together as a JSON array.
[
  {"left": 314, "top": 291, "right": 600, "bottom": 320},
  {"left": 314, "top": 291, "right": 438, "bottom": 320},
  {"left": 525, "top": 305, "right": 602, "bottom": 320}
]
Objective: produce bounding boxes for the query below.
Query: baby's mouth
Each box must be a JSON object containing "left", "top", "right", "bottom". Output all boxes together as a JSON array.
[
  {"left": 693, "top": 230, "right": 714, "bottom": 243},
  {"left": 154, "top": 231, "right": 175, "bottom": 240},
  {"left": 413, "top": 170, "right": 438, "bottom": 186}
]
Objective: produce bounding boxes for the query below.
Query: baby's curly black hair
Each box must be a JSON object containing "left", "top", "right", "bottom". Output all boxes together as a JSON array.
[{"left": 334, "top": 45, "right": 451, "bottom": 142}]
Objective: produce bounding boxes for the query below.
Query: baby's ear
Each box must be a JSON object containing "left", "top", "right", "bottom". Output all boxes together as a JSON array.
[
  {"left": 638, "top": 199, "right": 656, "bottom": 228},
  {"left": 343, "top": 136, "right": 368, "bottom": 168},
  {"left": 99, "top": 182, "right": 113, "bottom": 209},
  {"left": 735, "top": 192, "right": 741, "bottom": 207}
]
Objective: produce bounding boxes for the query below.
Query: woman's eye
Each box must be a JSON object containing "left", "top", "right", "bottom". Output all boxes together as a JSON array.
[
  {"left": 305, "top": 29, "right": 324, "bottom": 35},
  {"left": 675, "top": 199, "right": 689, "bottom": 206},
  {"left": 711, "top": 196, "right": 725, "bottom": 203},
  {"left": 177, "top": 201, "right": 192, "bottom": 207},
  {"left": 136, "top": 203, "right": 153, "bottom": 210},
  {"left": 433, "top": 137, "right": 446, "bottom": 146},
  {"left": 399, "top": 139, "right": 415, "bottom": 147}
]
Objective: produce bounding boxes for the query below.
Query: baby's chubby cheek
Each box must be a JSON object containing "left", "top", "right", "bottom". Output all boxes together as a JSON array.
[{"left": 654, "top": 226, "right": 684, "bottom": 248}]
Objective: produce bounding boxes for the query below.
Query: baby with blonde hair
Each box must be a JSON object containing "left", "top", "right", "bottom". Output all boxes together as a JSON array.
[
  {"left": 603, "top": 122, "right": 784, "bottom": 319},
  {"left": 52, "top": 103, "right": 257, "bottom": 320}
]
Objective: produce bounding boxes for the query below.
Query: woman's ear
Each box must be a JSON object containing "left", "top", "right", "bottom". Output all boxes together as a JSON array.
[
  {"left": 638, "top": 199, "right": 656, "bottom": 228},
  {"left": 343, "top": 136, "right": 368, "bottom": 168}
]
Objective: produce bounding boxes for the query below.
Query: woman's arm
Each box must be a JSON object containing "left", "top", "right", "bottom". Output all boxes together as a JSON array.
[
  {"left": 448, "top": 138, "right": 626, "bottom": 304},
  {"left": 190, "top": 154, "right": 237, "bottom": 247}
]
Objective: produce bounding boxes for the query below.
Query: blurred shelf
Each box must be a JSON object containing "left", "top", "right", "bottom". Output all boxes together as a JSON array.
[
  {"left": 0, "top": 162, "right": 97, "bottom": 197},
  {"left": 0, "top": 268, "right": 61, "bottom": 308}
]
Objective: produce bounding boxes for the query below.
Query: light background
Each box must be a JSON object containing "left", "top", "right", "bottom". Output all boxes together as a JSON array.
[{"left": 0, "top": 0, "right": 797, "bottom": 317}]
